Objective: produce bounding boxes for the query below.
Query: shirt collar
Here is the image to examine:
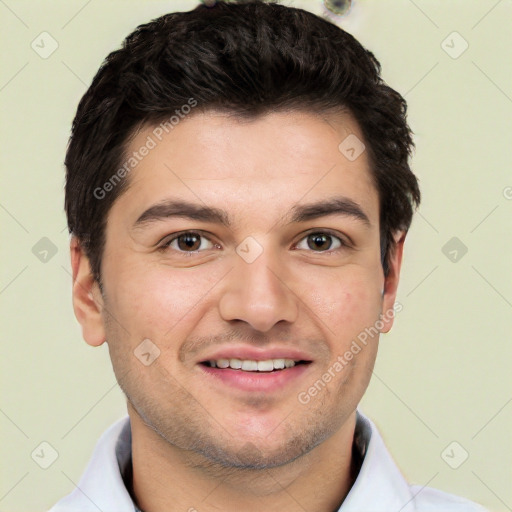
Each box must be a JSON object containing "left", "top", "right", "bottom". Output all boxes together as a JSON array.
[
  {"left": 339, "top": 411, "right": 416, "bottom": 511},
  {"left": 115, "top": 409, "right": 415, "bottom": 512},
  {"left": 52, "top": 410, "right": 415, "bottom": 512}
]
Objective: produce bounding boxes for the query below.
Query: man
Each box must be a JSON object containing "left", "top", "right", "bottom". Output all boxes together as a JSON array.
[{"left": 51, "top": 1, "right": 487, "bottom": 510}]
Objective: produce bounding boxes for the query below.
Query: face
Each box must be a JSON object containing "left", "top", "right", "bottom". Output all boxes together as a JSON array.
[{"left": 72, "top": 110, "right": 403, "bottom": 469}]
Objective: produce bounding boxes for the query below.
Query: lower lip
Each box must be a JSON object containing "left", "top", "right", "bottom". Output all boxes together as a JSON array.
[{"left": 199, "top": 364, "right": 311, "bottom": 392}]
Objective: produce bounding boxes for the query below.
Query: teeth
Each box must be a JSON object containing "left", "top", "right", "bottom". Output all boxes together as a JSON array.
[
  {"left": 273, "top": 359, "right": 285, "bottom": 369},
  {"left": 230, "top": 358, "right": 242, "bottom": 369},
  {"left": 241, "top": 360, "right": 258, "bottom": 371},
  {"left": 207, "top": 358, "right": 297, "bottom": 371},
  {"left": 257, "top": 360, "right": 274, "bottom": 372}
]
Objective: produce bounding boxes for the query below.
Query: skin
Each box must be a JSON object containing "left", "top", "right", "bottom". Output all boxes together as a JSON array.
[{"left": 71, "top": 110, "right": 405, "bottom": 512}]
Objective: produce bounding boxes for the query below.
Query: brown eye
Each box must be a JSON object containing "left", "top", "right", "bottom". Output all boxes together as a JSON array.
[
  {"left": 295, "top": 232, "right": 344, "bottom": 252},
  {"left": 308, "top": 234, "right": 332, "bottom": 251},
  {"left": 161, "top": 231, "right": 216, "bottom": 253},
  {"left": 177, "top": 233, "right": 202, "bottom": 251}
]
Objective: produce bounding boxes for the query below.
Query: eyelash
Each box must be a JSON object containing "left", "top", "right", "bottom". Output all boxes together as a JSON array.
[{"left": 158, "top": 230, "right": 350, "bottom": 255}]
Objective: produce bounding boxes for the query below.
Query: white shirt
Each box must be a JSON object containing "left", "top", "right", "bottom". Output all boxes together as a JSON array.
[{"left": 49, "top": 411, "right": 487, "bottom": 512}]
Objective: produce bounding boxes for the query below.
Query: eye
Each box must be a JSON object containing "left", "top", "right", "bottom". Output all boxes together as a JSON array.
[
  {"left": 160, "top": 231, "right": 218, "bottom": 253},
  {"left": 295, "top": 231, "right": 345, "bottom": 252}
]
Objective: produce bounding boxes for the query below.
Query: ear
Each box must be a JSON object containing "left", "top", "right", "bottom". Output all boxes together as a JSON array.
[
  {"left": 380, "top": 231, "right": 406, "bottom": 334},
  {"left": 70, "top": 237, "right": 106, "bottom": 347}
]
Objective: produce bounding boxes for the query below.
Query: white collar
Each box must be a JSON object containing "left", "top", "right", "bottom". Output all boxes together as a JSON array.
[{"left": 49, "top": 410, "right": 486, "bottom": 512}]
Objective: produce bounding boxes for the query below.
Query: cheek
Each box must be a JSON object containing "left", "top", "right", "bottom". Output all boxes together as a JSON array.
[
  {"left": 307, "top": 266, "right": 382, "bottom": 338},
  {"left": 106, "top": 262, "right": 224, "bottom": 338}
]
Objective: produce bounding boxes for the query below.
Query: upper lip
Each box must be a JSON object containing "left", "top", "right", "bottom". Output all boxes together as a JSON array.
[{"left": 198, "top": 346, "right": 313, "bottom": 363}]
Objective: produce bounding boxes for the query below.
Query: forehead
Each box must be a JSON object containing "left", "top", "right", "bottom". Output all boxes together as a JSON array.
[{"left": 110, "top": 110, "right": 379, "bottom": 229}]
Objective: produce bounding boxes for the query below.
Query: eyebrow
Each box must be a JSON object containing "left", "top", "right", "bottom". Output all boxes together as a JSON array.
[
  {"left": 134, "top": 199, "right": 230, "bottom": 228},
  {"left": 288, "top": 197, "right": 370, "bottom": 226},
  {"left": 133, "top": 196, "right": 370, "bottom": 229}
]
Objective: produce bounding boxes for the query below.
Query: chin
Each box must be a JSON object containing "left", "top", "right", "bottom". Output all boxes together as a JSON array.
[{"left": 192, "top": 426, "right": 331, "bottom": 471}]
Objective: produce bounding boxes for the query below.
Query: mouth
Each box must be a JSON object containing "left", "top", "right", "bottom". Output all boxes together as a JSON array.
[
  {"left": 198, "top": 354, "right": 313, "bottom": 393},
  {"left": 201, "top": 358, "right": 311, "bottom": 372}
]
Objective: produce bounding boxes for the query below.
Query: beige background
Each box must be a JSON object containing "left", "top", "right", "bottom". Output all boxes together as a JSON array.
[{"left": 1, "top": 1, "right": 511, "bottom": 511}]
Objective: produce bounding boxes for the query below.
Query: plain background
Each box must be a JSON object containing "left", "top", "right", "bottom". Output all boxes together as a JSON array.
[{"left": 1, "top": 1, "right": 511, "bottom": 511}]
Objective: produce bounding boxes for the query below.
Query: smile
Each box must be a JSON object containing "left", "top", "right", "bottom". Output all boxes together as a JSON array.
[
  {"left": 198, "top": 356, "right": 313, "bottom": 392},
  {"left": 203, "top": 358, "right": 310, "bottom": 372}
]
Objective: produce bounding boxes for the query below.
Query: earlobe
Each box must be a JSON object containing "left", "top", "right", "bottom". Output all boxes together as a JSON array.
[
  {"left": 380, "top": 231, "right": 406, "bottom": 334},
  {"left": 70, "top": 237, "right": 106, "bottom": 347}
]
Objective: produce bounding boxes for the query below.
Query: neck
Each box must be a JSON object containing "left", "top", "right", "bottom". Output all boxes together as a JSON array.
[{"left": 129, "top": 406, "right": 358, "bottom": 512}]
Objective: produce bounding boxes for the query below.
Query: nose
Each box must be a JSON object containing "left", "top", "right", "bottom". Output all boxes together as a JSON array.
[{"left": 218, "top": 249, "right": 299, "bottom": 332}]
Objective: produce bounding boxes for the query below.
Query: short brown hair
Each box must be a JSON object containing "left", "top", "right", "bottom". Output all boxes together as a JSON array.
[{"left": 65, "top": 0, "right": 420, "bottom": 283}]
